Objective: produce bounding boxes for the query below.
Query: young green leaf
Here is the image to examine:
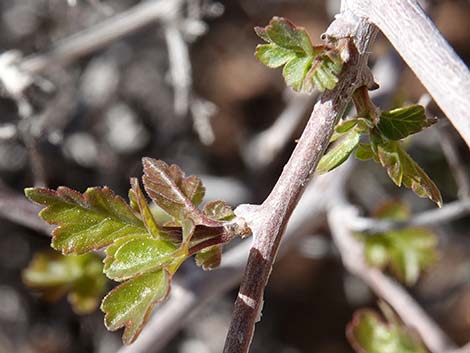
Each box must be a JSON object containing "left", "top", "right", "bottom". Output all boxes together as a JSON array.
[
  {"left": 23, "top": 252, "right": 106, "bottom": 314},
  {"left": 103, "top": 236, "right": 177, "bottom": 281},
  {"left": 347, "top": 309, "right": 430, "bottom": 353},
  {"left": 25, "top": 187, "right": 147, "bottom": 254},
  {"left": 317, "top": 130, "right": 360, "bottom": 174},
  {"left": 101, "top": 270, "right": 170, "bottom": 344},
  {"left": 376, "top": 141, "right": 442, "bottom": 206},
  {"left": 378, "top": 105, "right": 436, "bottom": 140},
  {"left": 195, "top": 245, "right": 222, "bottom": 270},
  {"left": 362, "top": 228, "right": 438, "bottom": 285},
  {"left": 255, "top": 17, "right": 342, "bottom": 92}
]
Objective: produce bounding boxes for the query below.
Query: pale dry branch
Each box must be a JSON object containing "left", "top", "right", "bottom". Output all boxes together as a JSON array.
[
  {"left": 345, "top": 0, "right": 470, "bottom": 147},
  {"left": 351, "top": 199, "right": 470, "bottom": 234}
]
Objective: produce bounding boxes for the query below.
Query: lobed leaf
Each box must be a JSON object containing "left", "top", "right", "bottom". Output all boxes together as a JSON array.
[
  {"left": 376, "top": 141, "right": 442, "bottom": 206},
  {"left": 25, "top": 187, "right": 147, "bottom": 255},
  {"left": 347, "top": 309, "right": 430, "bottom": 353},
  {"left": 129, "top": 178, "right": 162, "bottom": 239},
  {"left": 101, "top": 270, "right": 170, "bottom": 344},
  {"left": 23, "top": 252, "right": 106, "bottom": 314},
  {"left": 378, "top": 105, "right": 436, "bottom": 140},
  {"left": 317, "top": 130, "right": 360, "bottom": 174},
  {"left": 255, "top": 17, "right": 343, "bottom": 92}
]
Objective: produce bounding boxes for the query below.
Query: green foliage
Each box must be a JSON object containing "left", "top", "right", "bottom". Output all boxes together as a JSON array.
[
  {"left": 24, "top": 187, "right": 146, "bottom": 255},
  {"left": 23, "top": 252, "right": 106, "bottom": 314},
  {"left": 358, "top": 201, "right": 438, "bottom": 285},
  {"left": 317, "top": 129, "right": 360, "bottom": 174},
  {"left": 347, "top": 306, "right": 430, "bottom": 353},
  {"left": 255, "top": 17, "right": 343, "bottom": 92},
  {"left": 102, "top": 270, "right": 170, "bottom": 343},
  {"left": 316, "top": 98, "right": 441, "bottom": 206},
  {"left": 25, "top": 158, "right": 248, "bottom": 344}
]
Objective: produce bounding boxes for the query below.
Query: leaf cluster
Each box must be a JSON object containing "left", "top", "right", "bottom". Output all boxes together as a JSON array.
[
  {"left": 347, "top": 302, "right": 430, "bottom": 353},
  {"left": 25, "top": 158, "right": 248, "bottom": 344},
  {"left": 358, "top": 201, "right": 438, "bottom": 285},
  {"left": 23, "top": 252, "right": 106, "bottom": 314},
  {"left": 317, "top": 102, "right": 442, "bottom": 206},
  {"left": 255, "top": 17, "right": 343, "bottom": 92}
]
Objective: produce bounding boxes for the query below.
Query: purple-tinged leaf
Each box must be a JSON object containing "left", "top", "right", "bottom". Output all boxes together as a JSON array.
[{"left": 195, "top": 245, "right": 222, "bottom": 270}]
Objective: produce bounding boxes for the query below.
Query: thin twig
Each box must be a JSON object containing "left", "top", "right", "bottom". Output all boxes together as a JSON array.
[
  {"left": 222, "top": 10, "right": 378, "bottom": 353},
  {"left": 351, "top": 200, "right": 470, "bottom": 234},
  {"left": 0, "top": 181, "right": 53, "bottom": 234},
  {"left": 346, "top": 0, "right": 470, "bottom": 147},
  {"left": 19, "top": 0, "right": 183, "bottom": 75},
  {"left": 242, "top": 91, "right": 314, "bottom": 169},
  {"left": 164, "top": 19, "right": 192, "bottom": 117},
  {"left": 327, "top": 202, "right": 456, "bottom": 353}
]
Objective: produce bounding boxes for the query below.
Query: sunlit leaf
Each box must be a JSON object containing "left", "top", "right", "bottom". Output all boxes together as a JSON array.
[
  {"left": 25, "top": 187, "right": 147, "bottom": 254},
  {"left": 104, "top": 236, "right": 177, "bottom": 281},
  {"left": 255, "top": 17, "right": 342, "bottom": 92},
  {"left": 317, "top": 130, "right": 360, "bottom": 174},
  {"left": 23, "top": 252, "right": 106, "bottom": 314},
  {"left": 101, "top": 270, "right": 170, "bottom": 344},
  {"left": 347, "top": 309, "right": 430, "bottom": 353},
  {"left": 378, "top": 105, "right": 436, "bottom": 140}
]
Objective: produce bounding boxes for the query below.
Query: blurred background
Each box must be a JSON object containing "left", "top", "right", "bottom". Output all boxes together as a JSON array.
[{"left": 0, "top": 0, "right": 469, "bottom": 352}]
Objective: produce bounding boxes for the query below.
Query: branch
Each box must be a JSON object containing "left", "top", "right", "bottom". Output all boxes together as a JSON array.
[
  {"left": 0, "top": 181, "right": 53, "bottom": 234},
  {"left": 345, "top": 0, "right": 470, "bottom": 147},
  {"left": 327, "top": 202, "right": 456, "bottom": 353},
  {"left": 222, "top": 11, "right": 378, "bottom": 353},
  {"left": 351, "top": 199, "right": 470, "bottom": 234}
]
